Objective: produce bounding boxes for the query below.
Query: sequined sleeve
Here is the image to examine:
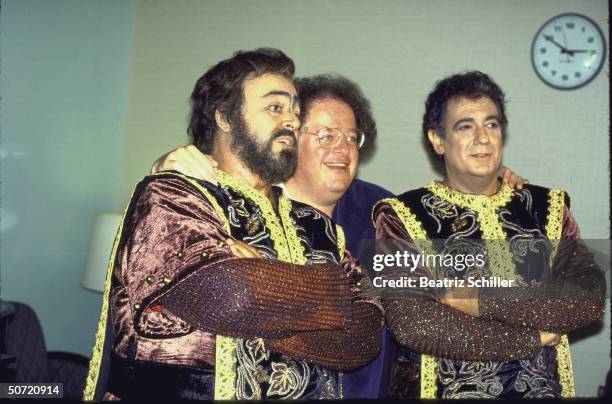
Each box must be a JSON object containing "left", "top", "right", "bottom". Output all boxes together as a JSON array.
[
  {"left": 267, "top": 251, "right": 383, "bottom": 370},
  {"left": 375, "top": 203, "right": 541, "bottom": 361},
  {"left": 479, "top": 206, "right": 605, "bottom": 333},
  {"left": 119, "top": 176, "right": 353, "bottom": 339}
]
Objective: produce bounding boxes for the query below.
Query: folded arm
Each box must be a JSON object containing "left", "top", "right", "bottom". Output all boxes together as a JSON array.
[
  {"left": 119, "top": 175, "right": 353, "bottom": 340},
  {"left": 478, "top": 206, "right": 605, "bottom": 333},
  {"left": 374, "top": 203, "right": 543, "bottom": 361}
]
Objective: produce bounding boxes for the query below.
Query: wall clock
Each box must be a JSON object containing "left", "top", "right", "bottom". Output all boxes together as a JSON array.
[{"left": 531, "top": 13, "right": 606, "bottom": 90}]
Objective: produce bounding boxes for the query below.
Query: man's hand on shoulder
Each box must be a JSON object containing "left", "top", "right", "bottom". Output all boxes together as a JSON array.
[
  {"left": 499, "top": 166, "right": 528, "bottom": 190},
  {"left": 150, "top": 145, "right": 219, "bottom": 183}
]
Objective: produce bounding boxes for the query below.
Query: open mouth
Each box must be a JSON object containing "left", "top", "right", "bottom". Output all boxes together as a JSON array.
[
  {"left": 471, "top": 153, "right": 491, "bottom": 158},
  {"left": 274, "top": 135, "right": 295, "bottom": 147},
  {"left": 324, "top": 162, "right": 349, "bottom": 169}
]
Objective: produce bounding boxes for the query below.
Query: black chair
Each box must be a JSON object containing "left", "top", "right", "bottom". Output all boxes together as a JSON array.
[{"left": 0, "top": 301, "right": 89, "bottom": 399}]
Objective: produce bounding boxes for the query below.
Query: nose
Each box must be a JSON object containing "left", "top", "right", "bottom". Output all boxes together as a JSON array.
[
  {"left": 283, "top": 111, "right": 300, "bottom": 133},
  {"left": 474, "top": 125, "right": 491, "bottom": 144},
  {"left": 331, "top": 136, "right": 350, "bottom": 154}
]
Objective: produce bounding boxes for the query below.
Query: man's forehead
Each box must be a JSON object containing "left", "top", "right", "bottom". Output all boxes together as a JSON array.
[
  {"left": 446, "top": 96, "right": 499, "bottom": 118},
  {"left": 243, "top": 73, "right": 297, "bottom": 98}
]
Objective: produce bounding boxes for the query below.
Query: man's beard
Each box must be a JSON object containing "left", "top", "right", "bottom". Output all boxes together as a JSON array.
[{"left": 230, "top": 117, "right": 297, "bottom": 184}]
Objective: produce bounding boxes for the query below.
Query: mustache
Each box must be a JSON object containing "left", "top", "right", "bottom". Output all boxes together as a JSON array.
[{"left": 271, "top": 129, "right": 296, "bottom": 142}]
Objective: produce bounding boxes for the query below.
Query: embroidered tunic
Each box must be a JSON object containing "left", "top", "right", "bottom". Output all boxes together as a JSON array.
[
  {"left": 84, "top": 171, "right": 382, "bottom": 401},
  {"left": 373, "top": 182, "right": 604, "bottom": 399}
]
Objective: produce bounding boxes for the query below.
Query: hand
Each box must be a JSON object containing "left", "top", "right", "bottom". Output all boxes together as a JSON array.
[
  {"left": 150, "top": 145, "right": 219, "bottom": 183},
  {"left": 499, "top": 166, "right": 527, "bottom": 190},
  {"left": 539, "top": 331, "right": 560, "bottom": 347},
  {"left": 440, "top": 286, "right": 479, "bottom": 317},
  {"left": 226, "top": 238, "right": 262, "bottom": 259}
]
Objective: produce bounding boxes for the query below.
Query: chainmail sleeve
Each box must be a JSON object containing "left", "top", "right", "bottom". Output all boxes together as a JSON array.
[
  {"left": 375, "top": 202, "right": 541, "bottom": 362},
  {"left": 478, "top": 206, "right": 605, "bottom": 333},
  {"left": 119, "top": 175, "right": 352, "bottom": 340},
  {"left": 267, "top": 250, "right": 384, "bottom": 370}
]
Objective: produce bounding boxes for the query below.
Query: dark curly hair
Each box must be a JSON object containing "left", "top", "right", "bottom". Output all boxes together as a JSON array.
[
  {"left": 422, "top": 71, "right": 508, "bottom": 159},
  {"left": 294, "top": 74, "right": 377, "bottom": 159},
  {"left": 188, "top": 48, "right": 295, "bottom": 153}
]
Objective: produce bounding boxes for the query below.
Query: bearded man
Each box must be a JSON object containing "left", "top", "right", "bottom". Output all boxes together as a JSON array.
[{"left": 83, "top": 48, "right": 382, "bottom": 401}]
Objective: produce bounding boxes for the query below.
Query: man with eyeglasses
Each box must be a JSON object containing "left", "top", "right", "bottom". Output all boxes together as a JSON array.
[{"left": 150, "top": 73, "right": 525, "bottom": 398}]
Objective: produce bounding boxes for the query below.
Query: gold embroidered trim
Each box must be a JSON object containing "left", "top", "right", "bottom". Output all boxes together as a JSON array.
[
  {"left": 420, "top": 355, "right": 438, "bottom": 399},
  {"left": 427, "top": 180, "right": 512, "bottom": 210},
  {"left": 336, "top": 225, "right": 346, "bottom": 259},
  {"left": 83, "top": 205, "right": 128, "bottom": 400},
  {"left": 545, "top": 189, "right": 575, "bottom": 398},
  {"left": 216, "top": 170, "right": 311, "bottom": 397},
  {"left": 427, "top": 182, "right": 515, "bottom": 281},
  {"left": 150, "top": 173, "right": 237, "bottom": 399},
  {"left": 556, "top": 335, "right": 575, "bottom": 397},
  {"left": 216, "top": 169, "right": 291, "bottom": 262},
  {"left": 278, "top": 193, "right": 306, "bottom": 265},
  {"left": 381, "top": 198, "right": 437, "bottom": 398},
  {"left": 545, "top": 189, "right": 564, "bottom": 266},
  {"left": 381, "top": 198, "right": 429, "bottom": 241}
]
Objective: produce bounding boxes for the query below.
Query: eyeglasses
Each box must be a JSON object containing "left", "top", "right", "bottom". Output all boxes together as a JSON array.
[{"left": 300, "top": 127, "right": 365, "bottom": 150}]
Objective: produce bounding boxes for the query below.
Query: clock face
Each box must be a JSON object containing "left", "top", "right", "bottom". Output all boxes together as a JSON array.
[{"left": 531, "top": 13, "right": 606, "bottom": 90}]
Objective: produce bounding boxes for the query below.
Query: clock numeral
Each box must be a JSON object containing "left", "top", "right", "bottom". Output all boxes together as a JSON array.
[
  {"left": 540, "top": 47, "right": 546, "bottom": 54},
  {"left": 575, "top": 72, "right": 581, "bottom": 78},
  {"left": 588, "top": 37, "right": 594, "bottom": 43},
  {"left": 551, "top": 70, "right": 557, "bottom": 76},
  {"left": 554, "top": 25, "right": 562, "bottom": 32},
  {"left": 582, "top": 26, "right": 586, "bottom": 33},
  {"left": 590, "top": 50, "right": 597, "bottom": 56},
  {"left": 566, "top": 22, "right": 575, "bottom": 29},
  {"left": 542, "top": 61, "right": 549, "bottom": 67},
  {"left": 562, "top": 74, "right": 568, "bottom": 81}
]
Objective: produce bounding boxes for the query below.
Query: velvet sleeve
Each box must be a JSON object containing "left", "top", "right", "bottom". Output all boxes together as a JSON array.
[
  {"left": 267, "top": 251, "right": 383, "bottom": 370},
  {"left": 374, "top": 202, "right": 541, "bottom": 362},
  {"left": 478, "top": 206, "right": 605, "bottom": 333},
  {"left": 118, "top": 175, "right": 353, "bottom": 339}
]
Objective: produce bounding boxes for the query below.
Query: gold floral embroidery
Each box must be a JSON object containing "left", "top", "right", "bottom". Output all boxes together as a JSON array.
[
  {"left": 217, "top": 169, "right": 291, "bottom": 262},
  {"left": 427, "top": 182, "right": 515, "bottom": 281},
  {"left": 216, "top": 170, "right": 330, "bottom": 398},
  {"left": 545, "top": 189, "right": 574, "bottom": 398}
]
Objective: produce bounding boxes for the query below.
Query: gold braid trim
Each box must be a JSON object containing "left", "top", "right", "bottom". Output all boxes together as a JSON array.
[
  {"left": 216, "top": 170, "right": 319, "bottom": 396},
  {"left": 336, "top": 225, "right": 346, "bottom": 260},
  {"left": 545, "top": 189, "right": 575, "bottom": 398},
  {"left": 170, "top": 174, "right": 236, "bottom": 401},
  {"left": 278, "top": 193, "right": 307, "bottom": 265},
  {"left": 82, "top": 172, "right": 234, "bottom": 400},
  {"left": 381, "top": 197, "right": 437, "bottom": 399},
  {"left": 82, "top": 201, "right": 130, "bottom": 400},
  {"left": 427, "top": 181, "right": 515, "bottom": 281},
  {"left": 216, "top": 169, "right": 291, "bottom": 262}
]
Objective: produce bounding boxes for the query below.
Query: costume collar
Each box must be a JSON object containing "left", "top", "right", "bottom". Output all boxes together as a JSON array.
[{"left": 426, "top": 180, "right": 512, "bottom": 211}]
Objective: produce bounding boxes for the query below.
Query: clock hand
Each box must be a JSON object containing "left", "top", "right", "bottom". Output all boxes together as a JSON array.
[
  {"left": 566, "top": 49, "right": 591, "bottom": 53},
  {"left": 543, "top": 35, "right": 571, "bottom": 53},
  {"left": 561, "top": 28, "right": 570, "bottom": 62}
]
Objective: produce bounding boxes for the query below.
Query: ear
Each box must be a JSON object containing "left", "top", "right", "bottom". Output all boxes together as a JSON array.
[
  {"left": 427, "top": 129, "right": 445, "bottom": 156},
  {"left": 214, "top": 110, "right": 231, "bottom": 133}
]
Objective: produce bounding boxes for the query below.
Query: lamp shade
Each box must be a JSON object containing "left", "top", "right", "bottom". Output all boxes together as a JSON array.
[{"left": 81, "top": 212, "right": 122, "bottom": 293}]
